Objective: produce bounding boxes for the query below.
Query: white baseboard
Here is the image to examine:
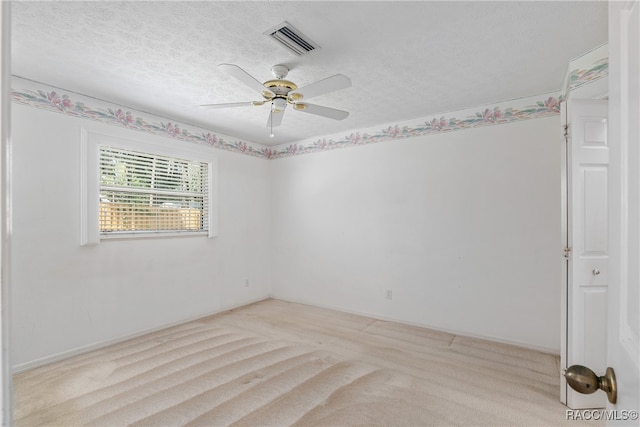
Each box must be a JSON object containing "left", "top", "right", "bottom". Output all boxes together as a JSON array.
[
  {"left": 14, "top": 293, "right": 558, "bottom": 373},
  {"left": 270, "top": 294, "right": 560, "bottom": 356},
  {"left": 12, "top": 295, "right": 270, "bottom": 373}
]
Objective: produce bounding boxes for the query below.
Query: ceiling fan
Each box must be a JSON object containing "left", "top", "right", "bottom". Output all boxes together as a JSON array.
[{"left": 201, "top": 64, "right": 351, "bottom": 137}]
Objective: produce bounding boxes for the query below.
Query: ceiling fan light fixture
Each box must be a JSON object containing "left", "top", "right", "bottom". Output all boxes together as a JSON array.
[{"left": 271, "top": 97, "right": 287, "bottom": 112}]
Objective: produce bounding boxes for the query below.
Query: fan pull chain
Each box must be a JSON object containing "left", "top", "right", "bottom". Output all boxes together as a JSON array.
[{"left": 269, "top": 102, "right": 275, "bottom": 138}]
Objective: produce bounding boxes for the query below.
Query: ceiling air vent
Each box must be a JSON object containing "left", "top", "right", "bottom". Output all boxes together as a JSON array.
[{"left": 264, "top": 21, "right": 319, "bottom": 56}]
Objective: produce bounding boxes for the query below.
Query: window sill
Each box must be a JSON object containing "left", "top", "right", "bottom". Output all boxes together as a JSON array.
[{"left": 100, "top": 231, "right": 210, "bottom": 241}]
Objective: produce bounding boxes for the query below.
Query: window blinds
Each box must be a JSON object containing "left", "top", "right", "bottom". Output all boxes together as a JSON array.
[{"left": 99, "top": 146, "right": 209, "bottom": 235}]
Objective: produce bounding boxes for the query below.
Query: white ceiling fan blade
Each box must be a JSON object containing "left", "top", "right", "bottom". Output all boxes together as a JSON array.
[
  {"left": 294, "top": 103, "right": 349, "bottom": 120},
  {"left": 289, "top": 74, "right": 351, "bottom": 101},
  {"left": 200, "top": 101, "right": 263, "bottom": 109},
  {"left": 267, "top": 108, "right": 286, "bottom": 128},
  {"left": 218, "top": 63, "right": 275, "bottom": 97}
]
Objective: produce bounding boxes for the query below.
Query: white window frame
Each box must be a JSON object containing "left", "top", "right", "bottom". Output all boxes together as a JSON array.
[{"left": 80, "top": 129, "right": 218, "bottom": 244}]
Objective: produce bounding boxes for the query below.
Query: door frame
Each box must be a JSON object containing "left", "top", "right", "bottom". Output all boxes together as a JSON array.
[
  {"left": 606, "top": 0, "right": 640, "bottom": 419},
  {"left": 0, "top": 1, "right": 12, "bottom": 424}
]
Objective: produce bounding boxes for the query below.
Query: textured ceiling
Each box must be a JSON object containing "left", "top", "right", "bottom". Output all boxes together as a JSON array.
[{"left": 11, "top": 1, "right": 607, "bottom": 146}]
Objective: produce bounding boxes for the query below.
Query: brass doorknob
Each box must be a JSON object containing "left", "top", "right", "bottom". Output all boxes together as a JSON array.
[{"left": 565, "top": 365, "right": 617, "bottom": 404}]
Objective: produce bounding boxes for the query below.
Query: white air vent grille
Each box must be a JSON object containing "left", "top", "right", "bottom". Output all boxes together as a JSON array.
[{"left": 264, "top": 21, "right": 319, "bottom": 56}]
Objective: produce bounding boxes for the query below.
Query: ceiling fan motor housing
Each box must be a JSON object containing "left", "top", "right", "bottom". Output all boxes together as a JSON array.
[{"left": 263, "top": 79, "right": 297, "bottom": 98}]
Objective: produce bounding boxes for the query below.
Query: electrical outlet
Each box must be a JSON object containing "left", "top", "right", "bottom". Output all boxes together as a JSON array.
[{"left": 385, "top": 289, "right": 393, "bottom": 299}]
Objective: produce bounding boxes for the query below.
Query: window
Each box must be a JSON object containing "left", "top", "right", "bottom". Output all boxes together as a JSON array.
[
  {"left": 99, "top": 147, "right": 209, "bottom": 236},
  {"left": 81, "top": 130, "right": 217, "bottom": 244}
]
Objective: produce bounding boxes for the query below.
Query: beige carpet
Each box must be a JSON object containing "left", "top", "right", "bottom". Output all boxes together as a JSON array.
[{"left": 13, "top": 299, "right": 598, "bottom": 426}]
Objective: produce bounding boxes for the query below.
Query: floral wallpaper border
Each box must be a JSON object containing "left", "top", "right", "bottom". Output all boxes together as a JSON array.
[
  {"left": 565, "top": 57, "right": 608, "bottom": 93},
  {"left": 11, "top": 78, "right": 270, "bottom": 159},
  {"left": 11, "top": 54, "right": 607, "bottom": 160},
  {"left": 268, "top": 95, "right": 561, "bottom": 159}
]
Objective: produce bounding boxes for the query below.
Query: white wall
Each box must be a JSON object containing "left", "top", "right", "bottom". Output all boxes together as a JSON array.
[
  {"left": 11, "top": 104, "right": 271, "bottom": 368},
  {"left": 11, "top": 103, "right": 563, "bottom": 367},
  {"left": 270, "top": 116, "right": 562, "bottom": 353}
]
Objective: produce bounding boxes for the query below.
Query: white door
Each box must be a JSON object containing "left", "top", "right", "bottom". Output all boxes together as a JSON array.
[
  {"left": 564, "top": 99, "right": 610, "bottom": 409},
  {"left": 606, "top": 1, "right": 640, "bottom": 423}
]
